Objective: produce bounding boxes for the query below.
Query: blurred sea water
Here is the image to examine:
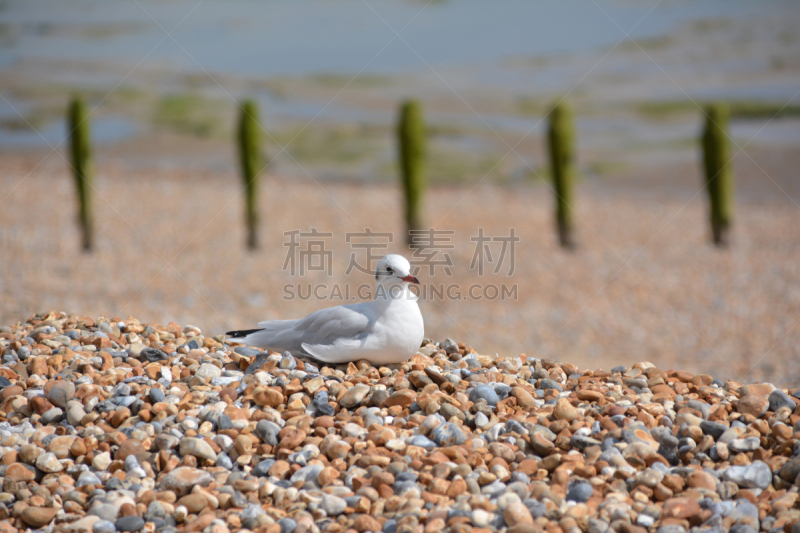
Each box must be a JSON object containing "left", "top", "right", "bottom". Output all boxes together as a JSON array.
[
  {"left": 0, "top": 0, "right": 798, "bottom": 175},
  {"left": 0, "top": 0, "right": 781, "bottom": 76}
]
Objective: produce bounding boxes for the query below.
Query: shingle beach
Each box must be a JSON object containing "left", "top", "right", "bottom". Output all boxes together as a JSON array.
[{"left": 0, "top": 312, "right": 798, "bottom": 533}]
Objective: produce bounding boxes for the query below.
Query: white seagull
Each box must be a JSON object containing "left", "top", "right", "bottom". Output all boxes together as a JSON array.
[{"left": 226, "top": 254, "right": 424, "bottom": 365}]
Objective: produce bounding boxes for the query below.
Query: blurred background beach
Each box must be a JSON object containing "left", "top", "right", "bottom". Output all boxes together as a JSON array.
[{"left": 0, "top": 0, "right": 799, "bottom": 385}]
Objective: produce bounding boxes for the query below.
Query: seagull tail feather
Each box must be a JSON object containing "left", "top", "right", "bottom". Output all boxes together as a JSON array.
[{"left": 226, "top": 328, "right": 264, "bottom": 342}]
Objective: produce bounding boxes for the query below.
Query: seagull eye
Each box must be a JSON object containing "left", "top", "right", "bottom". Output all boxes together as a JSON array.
[{"left": 386, "top": 267, "right": 394, "bottom": 274}]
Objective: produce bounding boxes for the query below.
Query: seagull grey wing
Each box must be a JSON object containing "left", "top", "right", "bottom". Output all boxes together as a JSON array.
[
  {"left": 256, "top": 319, "right": 299, "bottom": 329},
  {"left": 247, "top": 318, "right": 305, "bottom": 353},
  {"left": 298, "top": 304, "right": 371, "bottom": 345},
  {"left": 298, "top": 304, "right": 372, "bottom": 362}
]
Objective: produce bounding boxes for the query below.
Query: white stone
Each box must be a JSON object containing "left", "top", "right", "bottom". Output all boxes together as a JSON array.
[
  {"left": 92, "top": 451, "right": 112, "bottom": 471},
  {"left": 35, "top": 452, "right": 63, "bottom": 473},
  {"left": 179, "top": 437, "right": 217, "bottom": 462},
  {"left": 195, "top": 364, "right": 221, "bottom": 379}
]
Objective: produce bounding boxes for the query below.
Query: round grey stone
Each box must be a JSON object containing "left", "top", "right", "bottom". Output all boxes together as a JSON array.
[
  {"left": 567, "top": 480, "right": 594, "bottom": 503},
  {"left": 539, "top": 378, "right": 563, "bottom": 391},
  {"left": 321, "top": 494, "right": 347, "bottom": 515},
  {"left": 278, "top": 518, "right": 297, "bottom": 533},
  {"left": 779, "top": 455, "right": 800, "bottom": 482},
  {"left": 217, "top": 414, "right": 232, "bottom": 430},
  {"left": 140, "top": 348, "right": 168, "bottom": 362},
  {"left": 290, "top": 464, "right": 323, "bottom": 485},
  {"left": 235, "top": 346, "right": 263, "bottom": 357},
  {"left": 493, "top": 383, "right": 511, "bottom": 400},
  {"left": 47, "top": 381, "right": 76, "bottom": 408},
  {"left": 41, "top": 407, "right": 64, "bottom": 425},
  {"left": 409, "top": 435, "right": 436, "bottom": 450},
  {"left": 769, "top": 390, "right": 797, "bottom": 412},
  {"left": 89, "top": 504, "right": 119, "bottom": 521},
  {"left": 431, "top": 422, "right": 467, "bottom": 447},
  {"left": 148, "top": 388, "right": 165, "bottom": 403},
  {"left": 123, "top": 456, "right": 139, "bottom": 471},
  {"left": 93, "top": 520, "right": 116, "bottom": 533},
  {"left": 524, "top": 499, "right": 547, "bottom": 519},
  {"left": 255, "top": 419, "right": 279, "bottom": 446},
  {"left": 115, "top": 516, "right": 145, "bottom": 532},
  {"left": 253, "top": 459, "right": 275, "bottom": 477},
  {"left": 700, "top": 420, "right": 728, "bottom": 440},
  {"left": 473, "top": 412, "right": 489, "bottom": 428},
  {"left": 215, "top": 454, "right": 233, "bottom": 470},
  {"left": 240, "top": 504, "right": 265, "bottom": 529},
  {"left": 722, "top": 461, "right": 772, "bottom": 489},
  {"left": 145, "top": 501, "right": 166, "bottom": 519},
  {"left": 468, "top": 384, "right": 499, "bottom": 406},
  {"left": 316, "top": 403, "right": 335, "bottom": 416}
]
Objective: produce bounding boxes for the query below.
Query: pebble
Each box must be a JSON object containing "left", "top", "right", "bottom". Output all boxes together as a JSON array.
[
  {"left": 566, "top": 479, "right": 594, "bottom": 502},
  {"left": 722, "top": 461, "right": 773, "bottom": 489},
  {"left": 503, "top": 501, "right": 534, "bottom": 527},
  {"left": 41, "top": 406, "right": 63, "bottom": 424},
  {"left": 700, "top": 420, "right": 728, "bottom": 439},
  {"left": 0, "top": 312, "right": 797, "bottom": 533},
  {"left": 339, "top": 383, "right": 370, "bottom": 408},
  {"left": 278, "top": 518, "right": 297, "bottom": 533},
  {"left": 92, "top": 451, "right": 112, "bottom": 471},
  {"left": 115, "top": 515, "right": 145, "bottom": 532},
  {"left": 148, "top": 387, "right": 165, "bottom": 403},
  {"left": 255, "top": 419, "right": 280, "bottom": 445},
  {"left": 737, "top": 394, "right": 769, "bottom": 417},
  {"left": 67, "top": 403, "right": 87, "bottom": 425},
  {"left": 431, "top": 421, "right": 467, "bottom": 446},
  {"left": 280, "top": 352, "right": 297, "bottom": 370},
  {"left": 179, "top": 437, "right": 217, "bottom": 462},
  {"left": 35, "top": 451, "right": 63, "bottom": 472},
  {"left": 779, "top": 455, "right": 800, "bottom": 482},
  {"left": 92, "top": 520, "right": 116, "bottom": 533},
  {"left": 159, "top": 466, "right": 213, "bottom": 496},
  {"left": 539, "top": 377, "right": 563, "bottom": 391},
  {"left": 195, "top": 363, "right": 221, "bottom": 379},
  {"left": 21, "top": 507, "right": 58, "bottom": 527},
  {"left": 469, "top": 384, "right": 500, "bottom": 405},
  {"left": 730, "top": 436, "right": 761, "bottom": 452},
  {"left": 409, "top": 434, "right": 437, "bottom": 450},
  {"left": 768, "top": 389, "right": 797, "bottom": 411},
  {"left": 321, "top": 493, "right": 347, "bottom": 515},
  {"left": 553, "top": 397, "right": 579, "bottom": 421},
  {"left": 46, "top": 379, "right": 75, "bottom": 408}
]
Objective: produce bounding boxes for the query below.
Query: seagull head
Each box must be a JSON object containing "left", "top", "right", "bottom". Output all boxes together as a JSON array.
[{"left": 375, "top": 254, "right": 419, "bottom": 286}]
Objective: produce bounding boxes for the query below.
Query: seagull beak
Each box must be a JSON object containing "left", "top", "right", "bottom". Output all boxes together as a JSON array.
[{"left": 401, "top": 274, "right": 420, "bottom": 284}]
